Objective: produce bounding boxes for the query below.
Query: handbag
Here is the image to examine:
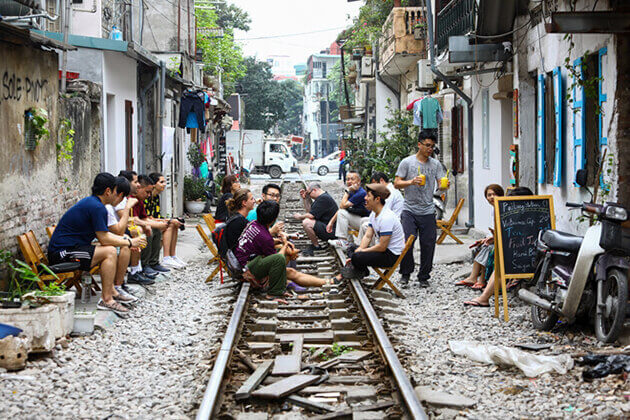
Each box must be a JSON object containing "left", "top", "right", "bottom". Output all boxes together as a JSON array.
[{"left": 225, "top": 249, "right": 245, "bottom": 280}]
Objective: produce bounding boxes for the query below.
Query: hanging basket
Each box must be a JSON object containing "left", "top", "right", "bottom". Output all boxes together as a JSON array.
[{"left": 414, "top": 27, "right": 426, "bottom": 40}]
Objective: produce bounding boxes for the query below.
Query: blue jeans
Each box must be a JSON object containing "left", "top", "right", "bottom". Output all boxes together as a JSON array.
[{"left": 399, "top": 210, "right": 437, "bottom": 281}]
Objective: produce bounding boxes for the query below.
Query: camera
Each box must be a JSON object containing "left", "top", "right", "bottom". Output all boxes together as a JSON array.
[{"left": 175, "top": 217, "right": 186, "bottom": 231}]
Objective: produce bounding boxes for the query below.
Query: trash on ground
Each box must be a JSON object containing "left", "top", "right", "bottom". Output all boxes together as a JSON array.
[
  {"left": 448, "top": 340, "right": 574, "bottom": 377},
  {"left": 577, "top": 353, "right": 630, "bottom": 381}
]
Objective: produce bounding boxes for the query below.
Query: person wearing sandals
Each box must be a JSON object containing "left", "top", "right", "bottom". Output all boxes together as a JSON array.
[
  {"left": 455, "top": 184, "right": 504, "bottom": 290},
  {"left": 464, "top": 187, "right": 534, "bottom": 307}
]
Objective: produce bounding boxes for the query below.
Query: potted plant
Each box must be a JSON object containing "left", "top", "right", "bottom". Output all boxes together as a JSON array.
[
  {"left": 0, "top": 258, "right": 60, "bottom": 352},
  {"left": 184, "top": 175, "right": 208, "bottom": 214},
  {"left": 23, "top": 281, "right": 75, "bottom": 338},
  {"left": 414, "top": 19, "right": 427, "bottom": 40}
]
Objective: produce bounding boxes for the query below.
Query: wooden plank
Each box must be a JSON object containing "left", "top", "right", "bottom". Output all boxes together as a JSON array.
[
  {"left": 339, "top": 350, "right": 371, "bottom": 362},
  {"left": 234, "top": 360, "right": 274, "bottom": 400},
  {"left": 271, "top": 355, "right": 301, "bottom": 376},
  {"left": 311, "top": 401, "right": 395, "bottom": 420},
  {"left": 234, "top": 348, "right": 257, "bottom": 372},
  {"left": 292, "top": 334, "right": 304, "bottom": 356},
  {"left": 286, "top": 395, "right": 336, "bottom": 414},
  {"left": 251, "top": 374, "right": 320, "bottom": 399}
]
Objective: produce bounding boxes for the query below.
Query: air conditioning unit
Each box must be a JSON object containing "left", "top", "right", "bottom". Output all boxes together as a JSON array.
[
  {"left": 361, "top": 56, "right": 374, "bottom": 77},
  {"left": 417, "top": 59, "right": 434, "bottom": 88}
]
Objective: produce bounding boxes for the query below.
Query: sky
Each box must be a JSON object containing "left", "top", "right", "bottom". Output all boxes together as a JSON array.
[{"left": 230, "top": 0, "right": 361, "bottom": 67}]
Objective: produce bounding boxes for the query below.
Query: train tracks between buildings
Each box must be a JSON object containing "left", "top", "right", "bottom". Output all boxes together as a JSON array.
[{"left": 196, "top": 179, "right": 427, "bottom": 419}]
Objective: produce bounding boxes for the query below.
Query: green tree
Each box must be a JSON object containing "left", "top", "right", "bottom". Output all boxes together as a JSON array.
[
  {"left": 327, "top": 57, "right": 355, "bottom": 113},
  {"left": 215, "top": 3, "right": 252, "bottom": 31},
  {"left": 276, "top": 79, "right": 304, "bottom": 136},
  {"left": 237, "top": 57, "right": 287, "bottom": 133},
  {"left": 196, "top": 6, "right": 246, "bottom": 95}
]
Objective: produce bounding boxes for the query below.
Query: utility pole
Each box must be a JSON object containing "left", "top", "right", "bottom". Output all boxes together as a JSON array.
[
  {"left": 325, "top": 82, "right": 330, "bottom": 156},
  {"left": 61, "top": 0, "right": 71, "bottom": 93}
]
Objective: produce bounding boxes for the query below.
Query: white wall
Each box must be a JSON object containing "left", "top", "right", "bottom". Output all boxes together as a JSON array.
[
  {"left": 472, "top": 74, "right": 513, "bottom": 233},
  {"left": 516, "top": 0, "right": 617, "bottom": 235},
  {"left": 102, "top": 51, "right": 137, "bottom": 174},
  {"left": 71, "top": 0, "right": 102, "bottom": 38},
  {"left": 375, "top": 77, "right": 399, "bottom": 142}
]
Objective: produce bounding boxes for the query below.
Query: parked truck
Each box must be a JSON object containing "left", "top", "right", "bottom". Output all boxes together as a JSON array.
[{"left": 229, "top": 130, "right": 297, "bottom": 178}]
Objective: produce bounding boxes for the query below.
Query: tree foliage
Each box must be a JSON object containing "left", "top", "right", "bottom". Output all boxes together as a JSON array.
[
  {"left": 195, "top": 5, "right": 247, "bottom": 95},
  {"left": 276, "top": 79, "right": 304, "bottom": 136},
  {"left": 237, "top": 57, "right": 286, "bottom": 133},
  {"left": 215, "top": 3, "right": 252, "bottom": 31},
  {"left": 346, "top": 101, "right": 418, "bottom": 181}
]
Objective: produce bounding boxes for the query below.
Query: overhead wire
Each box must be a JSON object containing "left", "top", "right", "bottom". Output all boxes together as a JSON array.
[{"left": 235, "top": 26, "right": 346, "bottom": 41}]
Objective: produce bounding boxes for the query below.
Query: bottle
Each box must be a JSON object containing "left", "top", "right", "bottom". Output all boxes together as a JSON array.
[
  {"left": 81, "top": 274, "right": 92, "bottom": 304},
  {"left": 110, "top": 25, "right": 123, "bottom": 41}
]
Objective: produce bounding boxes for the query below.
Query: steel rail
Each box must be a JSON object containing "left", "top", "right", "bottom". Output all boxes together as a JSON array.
[
  {"left": 196, "top": 282, "right": 250, "bottom": 420},
  {"left": 331, "top": 245, "right": 427, "bottom": 420},
  {"left": 349, "top": 279, "right": 428, "bottom": 419}
]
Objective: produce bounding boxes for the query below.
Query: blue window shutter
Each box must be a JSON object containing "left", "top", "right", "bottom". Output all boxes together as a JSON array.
[
  {"left": 537, "top": 74, "right": 545, "bottom": 184},
  {"left": 572, "top": 58, "right": 585, "bottom": 185},
  {"left": 553, "top": 67, "right": 563, "bottom": 187},
  {"left": 598, "top": 47, "right": 607, "bottom": 147}
]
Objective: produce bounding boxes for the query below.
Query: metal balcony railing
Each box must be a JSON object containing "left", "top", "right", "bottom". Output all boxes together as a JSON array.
[{"left": 436, "top": 0, "right": 477, "bottom": 54}]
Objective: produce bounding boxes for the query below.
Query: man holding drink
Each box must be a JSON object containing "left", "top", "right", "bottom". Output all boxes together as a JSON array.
[{"left": 394, "top": 131, "right": 448, "bottom": 288}]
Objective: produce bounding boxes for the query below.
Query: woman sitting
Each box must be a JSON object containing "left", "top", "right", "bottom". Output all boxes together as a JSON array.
[
  {"left": 220, "top": 188, "right": 256, "bottom": 257},
  {"left": 214, "top": 174, "right": 240, "bottom": 223},
  {"left": 455, "top": 184, "right": 504, "bottom": 289}
]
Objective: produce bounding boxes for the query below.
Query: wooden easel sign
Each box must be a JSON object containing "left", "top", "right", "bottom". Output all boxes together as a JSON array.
[{"left": 493, "top": 195, "right": 556, "bottom": 321}]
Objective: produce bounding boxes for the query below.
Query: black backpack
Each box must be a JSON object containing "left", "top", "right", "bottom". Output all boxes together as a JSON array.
[{"left": 215, "top": 215, "right": 246, "bottom": 259}]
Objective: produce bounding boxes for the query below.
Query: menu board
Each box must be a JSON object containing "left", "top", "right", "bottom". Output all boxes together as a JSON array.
[{"left": 493, "top": 195, "right": 556, "bottom": 278}]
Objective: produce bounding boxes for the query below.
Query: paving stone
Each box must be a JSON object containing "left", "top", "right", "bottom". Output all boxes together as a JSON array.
[
  {"left": 414, "top": 386, "right": 476, "bottom": 409},
  {"left": 346, "top": 386, "right": 377, "bottom": 404}
]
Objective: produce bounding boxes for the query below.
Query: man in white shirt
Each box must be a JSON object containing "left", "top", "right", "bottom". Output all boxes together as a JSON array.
[
  {"left": 340, "top": 183, "right": 405, "bottom": 279},
  {"left": 356, "top": 172, "right": 404, "bottom": 244}
]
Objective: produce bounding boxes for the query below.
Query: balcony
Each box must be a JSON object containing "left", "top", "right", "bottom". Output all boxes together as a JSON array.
[
  {"left": 378, "top": 7, "right": 427, "bottom": 76},
  {"left": 436, "top": 0, "right": 477, "bottom": 55}
]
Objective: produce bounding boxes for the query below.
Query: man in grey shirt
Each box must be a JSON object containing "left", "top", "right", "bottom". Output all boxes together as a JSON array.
[{"left": 394, "top": 131, "right": 447, "bottom": 287}]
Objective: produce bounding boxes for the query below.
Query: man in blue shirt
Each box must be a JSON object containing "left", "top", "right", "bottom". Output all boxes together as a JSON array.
[
  {"left": 326, "top": 171, "right": 370, "bottom": 250},
  {"left": 48, "top": 173, "right": 147, "bottom": 315}
]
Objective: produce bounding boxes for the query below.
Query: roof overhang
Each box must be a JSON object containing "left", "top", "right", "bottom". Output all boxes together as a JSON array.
[{"left": 1, "top": 22, "right": 75, "bottom": 50}]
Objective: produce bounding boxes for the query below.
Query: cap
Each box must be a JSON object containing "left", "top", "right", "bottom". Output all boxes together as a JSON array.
[{"left": 366, "top": 183, "right": 390, "bottom": 200}]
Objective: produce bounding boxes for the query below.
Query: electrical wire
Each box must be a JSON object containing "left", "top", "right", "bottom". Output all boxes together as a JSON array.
[
  {"left": 235, "top": 26, "right": 346, "bottom": 41},
  {"left": 470, "top": 16, "right": 533, "bottom": 39}
]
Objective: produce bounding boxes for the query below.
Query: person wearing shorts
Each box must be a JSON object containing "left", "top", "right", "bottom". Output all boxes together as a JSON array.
[
  {"left": 292, "top": 183, "right": 338, "bottom": 256},
  {"left": 48, "top": 173, "right": 146, "bottom": 315}
]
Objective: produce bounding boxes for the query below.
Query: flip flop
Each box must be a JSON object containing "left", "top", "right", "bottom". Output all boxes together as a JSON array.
[
  {"left": 471, "top": 282, "right": 486, "bottom": 290},
  {"left": 455, "top": 280, "right": 475, "bottom": 287},
  {"left": 506, "top": 279, "right": 521, "bottom": 290},
  {"left": 463, "top": 300, "right": 490, "bottom": 307}
]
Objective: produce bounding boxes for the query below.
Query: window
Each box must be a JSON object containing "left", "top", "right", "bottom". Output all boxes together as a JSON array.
[{"left": 537, "top": 68, "right": 564, "bottom": 186}]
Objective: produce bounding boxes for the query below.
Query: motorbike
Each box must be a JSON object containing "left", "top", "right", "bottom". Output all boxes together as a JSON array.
[{"left": 518, "top": 170, "right": 629, "bottom": 343}]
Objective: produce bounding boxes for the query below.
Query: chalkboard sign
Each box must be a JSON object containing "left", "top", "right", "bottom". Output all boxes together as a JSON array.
[{"left": 493, "top": 195, "right": 556, "bottom": 278}]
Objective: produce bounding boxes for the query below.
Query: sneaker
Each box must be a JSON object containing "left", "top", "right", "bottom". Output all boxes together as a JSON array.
[
  {"left": 128, "top": 272, "right": 155, "bottom": 286},
  {"left": 302, "top": 246, "right": 314, "bottom": 257},
  {"left": 97, "top": 299, "right": 129, "bottom": 316},
  {"left": 328, "top": 239, "right": 350, "bottom": 250},
  {"left": 115, "top": 286, "right": 138, "bottom": 303},
  {"left": 400, "top": 275, "right": 410, "bottom": 288},
  {"left": 141, "top": 269, "right": 158, "bottom": 279},
  {"left": 151, "top": 264, "right": 171, "bottom": 273},
  {"left": 340, "top": 264, "right": 367, "bottom": 280},
  {"left": 286, "top": 281, "right": 307, "bottom": 293},
  {"left": 162, "top": 257, "right": 184, "bottom": 269},
  {"left": 173, "top": 256, "right": 187, "bottom": 267},
  {"left": 417, "top": 279, "right": 430, "bottom": 288}
]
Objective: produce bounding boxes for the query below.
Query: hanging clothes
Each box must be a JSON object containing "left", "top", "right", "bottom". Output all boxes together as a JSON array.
[
  {"left": 178, "top": 89, "right": 207, "bottom": 131},
  {"left": 413, "top": 96, "right": 443, "bottom": 129}
]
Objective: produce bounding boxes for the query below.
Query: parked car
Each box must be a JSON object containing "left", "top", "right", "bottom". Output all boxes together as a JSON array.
[{"left": 310, "top": 151, "right": 341, "bottom": 176}]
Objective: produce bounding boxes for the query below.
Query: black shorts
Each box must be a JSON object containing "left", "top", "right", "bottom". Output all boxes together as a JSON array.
[
  {"left": 313, "top": 221, "right": 336, "bottom": 241},
  {"left": 48, "top": 245, "right": 96, "bottom": 271}
]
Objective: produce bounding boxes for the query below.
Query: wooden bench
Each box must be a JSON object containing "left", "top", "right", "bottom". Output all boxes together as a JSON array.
[
  {"left": 371, "top": 234, "right": 415, "bottom": 299},
  {"left": 436, "top": 198, "right": 465, "bottom": 245}
]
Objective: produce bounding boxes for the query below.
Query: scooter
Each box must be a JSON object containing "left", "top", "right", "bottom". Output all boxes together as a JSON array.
[{"left": 518, "top": 170, "right": 629, "bottom": 343}]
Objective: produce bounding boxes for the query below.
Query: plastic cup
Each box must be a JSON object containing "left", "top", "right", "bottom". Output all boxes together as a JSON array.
[
  {"left": 418, "top": 173, "right": 426, "bottom": 186},
  {"left": 440, "top": 177, "right": 449, "bottom": 189}
]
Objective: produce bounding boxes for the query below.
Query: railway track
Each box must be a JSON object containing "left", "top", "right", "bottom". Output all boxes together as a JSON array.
[{"left": 196, "top": 180, "right": 427, "bottom": 419}]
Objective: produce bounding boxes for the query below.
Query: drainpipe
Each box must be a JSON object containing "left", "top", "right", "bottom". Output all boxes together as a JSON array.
[
  {"left": 139, "top": 68, "right": 160, "bottom": 172},
  {"left": 426, "top": 0, "right": 475, "bottom": 227},
  {"left": 159, "top": 60, "right": 166, "bottom": 171}
]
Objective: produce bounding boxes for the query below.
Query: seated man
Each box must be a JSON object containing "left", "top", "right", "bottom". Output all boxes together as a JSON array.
[
  {"left": 131, "top": 175, "right": 170, "bottom": 277},
  {"left": 147, "top": 172, "right": 186, "bottom": 269},
  {"left": 339, "top": 183, "right": 405, "bottom": 280},
  {"left": 357, "top": 171, "right": 404, "bottom": 242},
  {"left": 326, "top": 171, "right": 370, "bottom": 250},
  {"left": 104, "top": 176, "right": 141, "bottom": 302},
  {"left": 116, "top": 170, "right": 155, "bottom": 285},
  {"left": 247, "top": 183, "right": 281, "bottom": 221},
  {"left": 292, "top": 183, "right": 338, "bottom": 256},
  {"left": 48, "top": 173, "right": 146, "bottom": 315}
]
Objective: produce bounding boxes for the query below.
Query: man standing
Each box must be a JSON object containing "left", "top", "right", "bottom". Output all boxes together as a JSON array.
[
  {"left": 48, "top": 173, "right": 146, "bottom": 315},
  {"left": 394, "top": 131, "right": 447, "bottom": 288},
  {"left": 293, "top": 183, "right": 338, "bottom": 256},
  {"left": 326, "top": 171, "right": 369, "bottom": 250}
]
